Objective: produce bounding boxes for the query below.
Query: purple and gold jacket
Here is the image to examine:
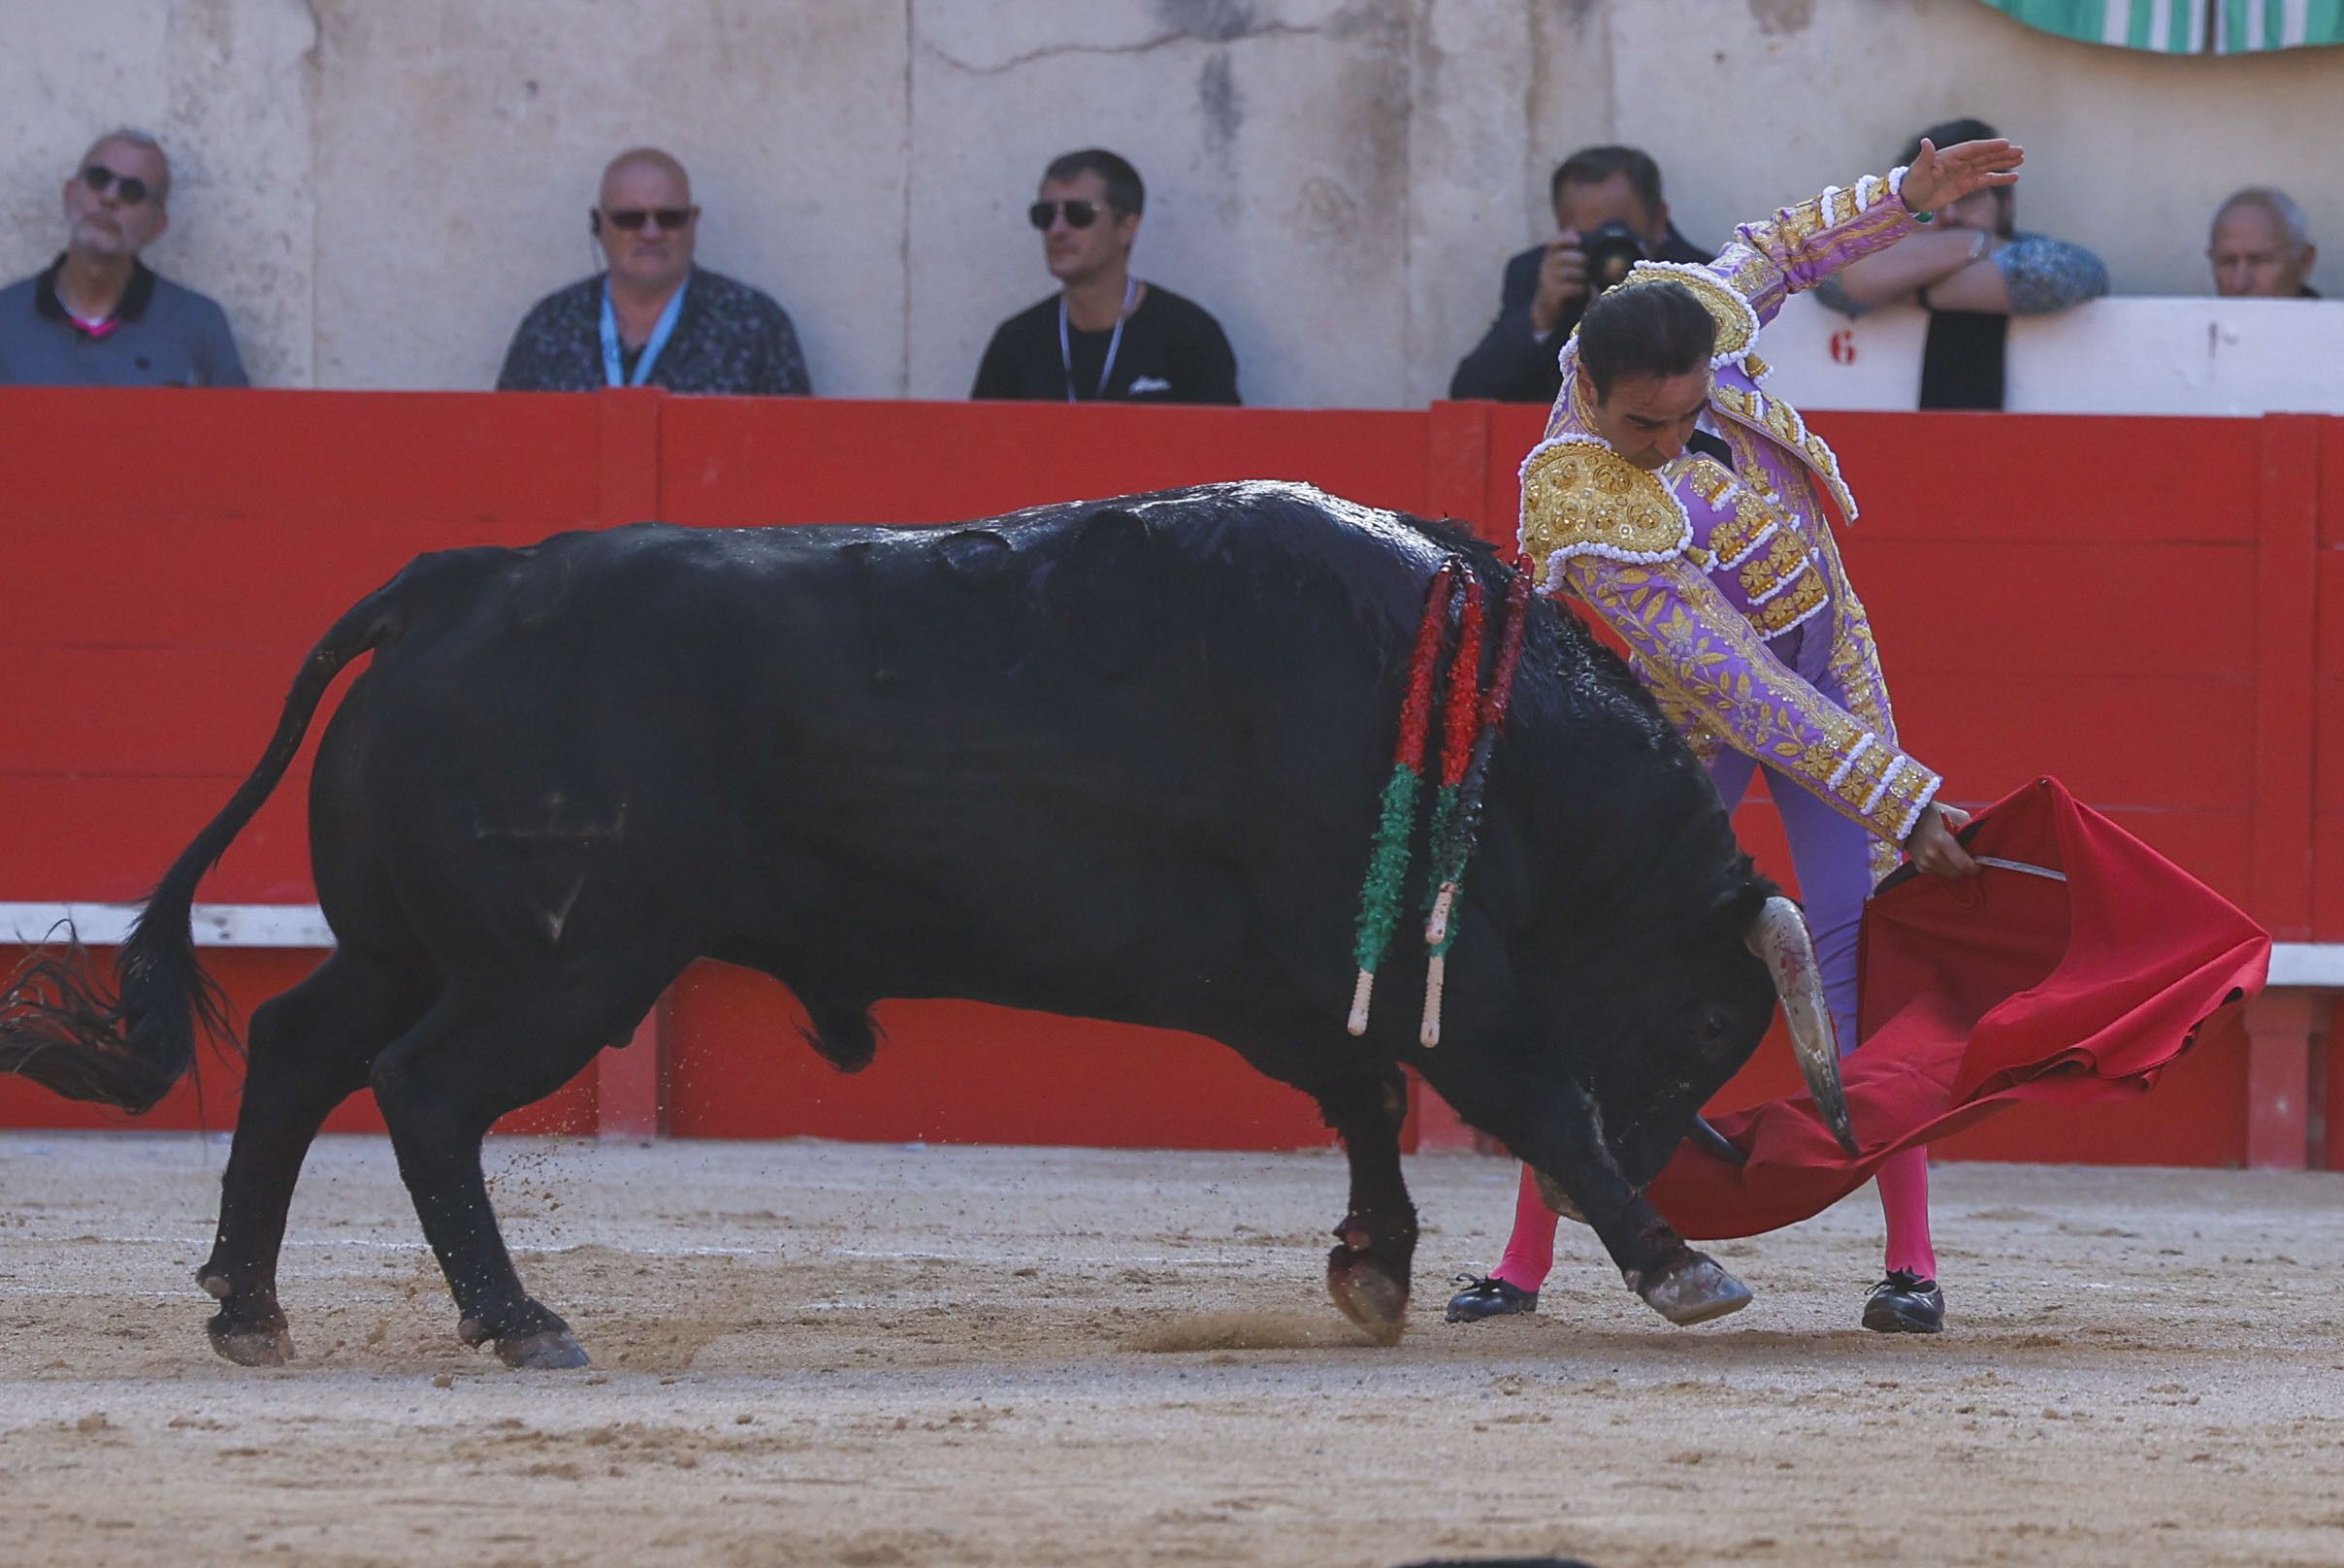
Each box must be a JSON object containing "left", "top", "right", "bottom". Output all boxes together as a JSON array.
[{"left": 1516, "top": 168, "right": 1940, "bottom": 877}]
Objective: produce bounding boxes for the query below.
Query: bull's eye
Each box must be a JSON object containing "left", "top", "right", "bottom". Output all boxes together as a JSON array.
[{"left": 1699, "top": 1007, "right": 1735, "bottom": 1046}]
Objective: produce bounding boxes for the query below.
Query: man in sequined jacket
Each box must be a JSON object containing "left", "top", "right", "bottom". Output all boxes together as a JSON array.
[{"left": 1446, "top": 138, "right": 2021, "bottom": 1336}]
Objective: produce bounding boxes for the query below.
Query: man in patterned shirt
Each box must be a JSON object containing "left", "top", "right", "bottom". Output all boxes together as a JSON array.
[
  {"left": 1444, "top": 138, "right": 2018, "bottom": 1336},
  {"left": 497, "top": 147, "right": 810, "bottom": 395}
]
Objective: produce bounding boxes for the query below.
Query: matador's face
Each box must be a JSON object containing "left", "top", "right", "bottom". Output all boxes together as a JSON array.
[{"left": 1578, "top": 365, "right": 1711, "bottom": 471}]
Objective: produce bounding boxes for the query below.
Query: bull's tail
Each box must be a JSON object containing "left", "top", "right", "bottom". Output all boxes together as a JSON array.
[{"left": 0, "top": 576, "right": 413, "bottom": 1112}]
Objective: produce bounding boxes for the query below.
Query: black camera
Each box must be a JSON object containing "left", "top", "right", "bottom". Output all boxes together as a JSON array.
[{"left": 1580, "top": 220, "right": 1647, "bottom": 294}]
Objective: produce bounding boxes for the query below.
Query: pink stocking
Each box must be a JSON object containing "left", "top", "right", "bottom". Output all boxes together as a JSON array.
[
  {"left": 1491, "top": 1162, "right": 1560, "bottom": 1290},
  {"left": 1875, "top": 1146, "right": 1937, "bottom": 1280}
]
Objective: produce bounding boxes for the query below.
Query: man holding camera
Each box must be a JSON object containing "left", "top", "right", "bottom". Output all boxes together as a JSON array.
[{"left": 1449, "top": 146, "right": 1710, "bottom": 403}]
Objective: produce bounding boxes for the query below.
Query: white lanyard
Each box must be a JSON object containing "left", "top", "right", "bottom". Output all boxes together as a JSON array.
[
  {"left": 601, "top": 276, "right": 689, "bottom": 388},
  {"left": 1058, "top": 277, "right": 1137, "bottom": 403}
]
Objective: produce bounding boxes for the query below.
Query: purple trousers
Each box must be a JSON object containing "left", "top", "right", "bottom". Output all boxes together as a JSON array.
[{"left": 1493, "top": 617, "right": 1938, "bottom": 1287}]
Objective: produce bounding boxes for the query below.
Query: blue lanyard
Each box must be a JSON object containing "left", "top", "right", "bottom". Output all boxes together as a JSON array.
[
  {"left": 1058, "top": 277, "right": 1136, "bottom": 402},
  {"left": 601, "top": 276, "right": 689, "bottom": 388}
]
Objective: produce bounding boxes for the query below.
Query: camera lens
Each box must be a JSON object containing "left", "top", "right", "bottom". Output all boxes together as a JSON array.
[{"left": 1581, "top": 220, "right": 1647, "bottom": 295}]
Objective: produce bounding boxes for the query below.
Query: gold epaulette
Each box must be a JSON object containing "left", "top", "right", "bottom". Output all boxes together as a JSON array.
[
  {"left": 1615, "top": 262, "right": 1760, "bottom": 363},
  {"left": 1517, "top": 438, "right": 1690, "bottom": 568}
]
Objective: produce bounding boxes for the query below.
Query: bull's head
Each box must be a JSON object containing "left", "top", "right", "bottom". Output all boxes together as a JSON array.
[
  {"left": 1745, "top": 896, "right": 1859, "bottom": 1158},
  {"left": 1508, "top": 873, "right": 1860, "bottom": 1189}
]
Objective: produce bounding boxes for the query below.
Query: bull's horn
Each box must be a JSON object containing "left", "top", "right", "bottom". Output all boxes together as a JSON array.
[{"left": 1745, "top": 895, "right": 1860, "bottom": 1158}]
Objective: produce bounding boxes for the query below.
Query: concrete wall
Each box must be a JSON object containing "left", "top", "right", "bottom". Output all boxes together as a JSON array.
[{"left": 2, "top": 0, "right": 2337, "bottom": 407}]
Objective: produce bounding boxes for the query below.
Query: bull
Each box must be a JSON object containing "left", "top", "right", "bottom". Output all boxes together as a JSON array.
[{"left": 1, "top": 482, "right": 1851, "bottom": 1368}]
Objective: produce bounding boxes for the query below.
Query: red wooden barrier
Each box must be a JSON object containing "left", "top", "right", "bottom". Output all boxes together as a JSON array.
[{"left": 1, "top": 389, "right": 2333, "bottom": 1165}]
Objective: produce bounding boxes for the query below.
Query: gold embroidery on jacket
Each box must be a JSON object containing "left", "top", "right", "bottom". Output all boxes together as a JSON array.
[
  {"left": 1739, "top": 531, "right": 1811, "bottom": 606},
  {"left": 1703, "top": 489, "right": 1777, "bottom": 572},
  {"left": 1558, "top": 555, "right": 1942, "bottom": 843},
  {"left": 1749, "top": 566, "right": 1826, "bottom": 636},
  {"left": 1519, "top": 440, "right": 1690, "bottom": 565},
  {"left": 1710, "top": 384, "right": 1858, "bottom": 523},
  {"left": 1615, "top": 264, "right": 1757, "bottom": 359}
]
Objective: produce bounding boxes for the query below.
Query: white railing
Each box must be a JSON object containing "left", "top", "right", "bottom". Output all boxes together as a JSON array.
[{"left": 1761, "top": 293, "right": 2344, "bottom": 417}]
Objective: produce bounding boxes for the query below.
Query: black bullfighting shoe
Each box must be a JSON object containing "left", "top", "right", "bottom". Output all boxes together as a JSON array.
[
  {"left": 1444, "top": 1273, "right": 1538, "bottom": 1323},
  {"left": 1862, "top": 1269, "right": 1946, "bottom": 1333}
]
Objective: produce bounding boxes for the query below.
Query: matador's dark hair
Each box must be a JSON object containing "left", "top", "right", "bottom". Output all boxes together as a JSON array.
[{"left": 1577, "top": 281, "right": 1716, "bottom": 400}]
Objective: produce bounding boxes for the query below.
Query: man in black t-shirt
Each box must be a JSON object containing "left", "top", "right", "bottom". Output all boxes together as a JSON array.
[{"left": 971, "top": 148, "right": 1239, "bottom": 405}]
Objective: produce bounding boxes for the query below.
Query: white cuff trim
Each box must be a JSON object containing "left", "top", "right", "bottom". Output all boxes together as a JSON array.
[
  {"left": 1861, "top": 756, "right": 1901, "bottom": 816},
  {"left": 1893, "top": 773, "right": 1942, "bottom": 844},
  {"left": 1828, "top": 733, "right": 1875, "bottom": 792}
]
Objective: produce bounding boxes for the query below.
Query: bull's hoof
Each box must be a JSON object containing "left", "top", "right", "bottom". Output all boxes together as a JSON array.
[
  {"left": 1325, "top": 1243, "right": 1410, "bottom": 1347},
  {"left": 208, "top": 1314, "right": 295, "bottom": 1367},
  {"left": 1629, "top": 1254, "right": 1752, "bottom": 1326},
  {"left": 492, "top": 1329, "right": 591, "bottom": 1370}
]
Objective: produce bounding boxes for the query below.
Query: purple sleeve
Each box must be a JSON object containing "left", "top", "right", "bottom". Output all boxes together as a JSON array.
[
  {"left": 1707, "top": 170, "right": 1928, "bottom": 328},
  {"left": 1558, "top": 551, "right": 1942, "bottom": 845}
]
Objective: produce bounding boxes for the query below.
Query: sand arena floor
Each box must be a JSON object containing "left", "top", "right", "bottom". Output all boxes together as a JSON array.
[{"left": 0, "top": 1131, "right": 2338, "bottom": 1567}]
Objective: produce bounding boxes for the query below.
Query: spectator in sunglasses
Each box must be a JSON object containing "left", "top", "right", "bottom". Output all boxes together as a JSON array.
[
  {"left": 0, "top": 127, "right": 246, "bottom": 387},
  {"left": 972, "top": 148, "right": 1239, "bottom": 404},
  {"left": 497, "top": 146, "right": 810, "bottom": 394}
]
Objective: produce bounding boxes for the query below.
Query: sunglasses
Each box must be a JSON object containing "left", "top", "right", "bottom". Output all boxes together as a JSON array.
[
  {"left": 602, "top": 207, "right": 695, "bottom": 232},
  {"left": 81, "top": 164, "right": 156, "bottom": 207},
  {"left": 1027, "top": 200, "right": 1112, "bottom": 231}
]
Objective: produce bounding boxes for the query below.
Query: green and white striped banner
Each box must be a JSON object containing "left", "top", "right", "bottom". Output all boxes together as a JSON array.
[{"left": 1980, "top": 0, "right": 2344, "bottom": 50}]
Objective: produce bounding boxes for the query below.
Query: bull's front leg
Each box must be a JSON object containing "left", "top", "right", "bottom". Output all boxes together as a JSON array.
[
  {"left": 1314, "top": 1066, "right": 1419, "bottom": 1345},
  {"left": 1519, "top": 1079, "right": 1750, "bottom": 1326}
]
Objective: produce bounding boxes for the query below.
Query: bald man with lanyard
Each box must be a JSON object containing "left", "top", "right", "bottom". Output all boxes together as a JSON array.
[{"left": 497, "top": 147, "right": 811, "bottom": 395}]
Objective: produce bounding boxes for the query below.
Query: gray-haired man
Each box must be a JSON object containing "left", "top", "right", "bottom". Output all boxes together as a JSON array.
[
  {"left": 0, "top": 129, "right": 246, "bottom": 387},
  {"left": 2209, "top": 187, "right": 2319, "bottom": 299}
]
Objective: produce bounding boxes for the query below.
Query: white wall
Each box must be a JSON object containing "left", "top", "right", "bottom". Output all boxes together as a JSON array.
[{"left": 1, "top": 0, "right": 2337, "bottom": 406}]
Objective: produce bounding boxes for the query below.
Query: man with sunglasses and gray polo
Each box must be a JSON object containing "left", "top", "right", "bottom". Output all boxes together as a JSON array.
[
  {"left": 972, "top": 148, "right": 1239, "bottom": 405},
  {"left": 0, "top": 129, "right": 246, "bottom": 387},
  {"left": 497, "top": 147, "right": 810, "bottom": 395}
]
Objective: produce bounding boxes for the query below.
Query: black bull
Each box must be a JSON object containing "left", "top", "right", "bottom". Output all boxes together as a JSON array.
[{"left": 1, "top": 481, "right": 1853, "bottom": 1368}]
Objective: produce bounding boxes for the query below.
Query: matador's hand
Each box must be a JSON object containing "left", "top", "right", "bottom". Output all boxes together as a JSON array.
[
  {"left": 1904, "top": 802, "right": 1980, "bottom": 880},
  {"left": 1900, "top": 138, "right": 2024, "bottom": 216}
]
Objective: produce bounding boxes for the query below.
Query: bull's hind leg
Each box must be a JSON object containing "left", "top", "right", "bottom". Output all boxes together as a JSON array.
[
  {"left": 199, "top": 951, "right": 433, "bottom": 1365},
  {"left": 369, "top": 968, "right": 663, "bottom": 1369},
  {"left": 1315, "top": 1064, "right": 1419, "bottom": 1345}
]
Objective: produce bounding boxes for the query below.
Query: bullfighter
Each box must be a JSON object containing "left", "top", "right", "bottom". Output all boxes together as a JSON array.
[{"left": 1447, "top": 136, "right": 2025, "bottom": 1334}]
